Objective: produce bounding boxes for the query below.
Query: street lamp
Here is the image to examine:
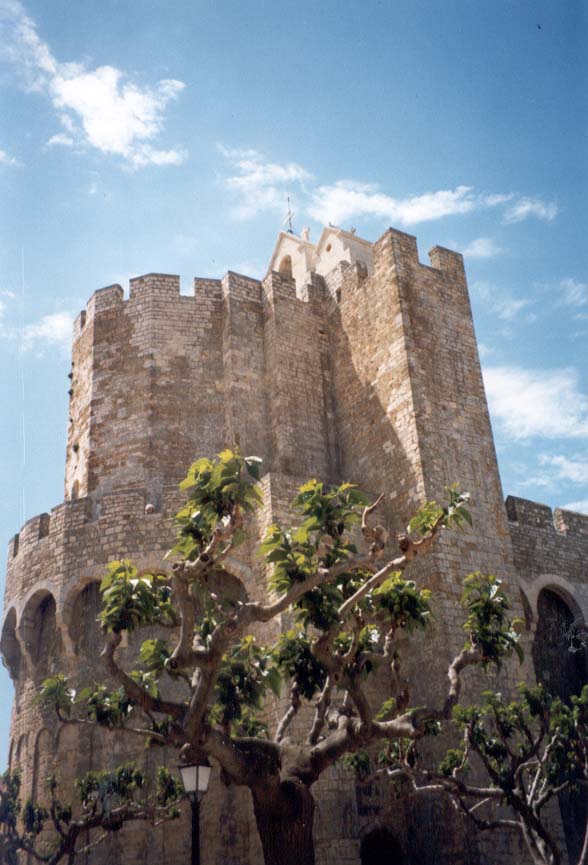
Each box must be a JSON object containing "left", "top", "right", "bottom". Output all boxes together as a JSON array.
[{"left": 178, "top": 760, "right": 211, "bottom": 865}]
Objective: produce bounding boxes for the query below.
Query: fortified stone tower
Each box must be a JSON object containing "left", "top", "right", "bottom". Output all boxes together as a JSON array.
[{"left": 2, "top": 225, "right": 586, "bottom": 865}]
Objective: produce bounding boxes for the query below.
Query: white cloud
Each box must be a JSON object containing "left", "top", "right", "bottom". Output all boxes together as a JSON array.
[
  {"left": 23, "top": 311, "right": 74, "bottom": 351},
  {"left": 308, "top": 180, "right": 477, "bottom": 226},
  {"left": 459, "top": 237, "right": 503, "bottom": 259},
  {"left": 503, "top": 197, "right": 558, "bottom": 224},
  {"left": 47, "top": 132, "right": 76, "bottom": 148},
  {"left": 494, "top": 298, "right": 532, "bottom": 320},
  {"left": 1, "top": 1, "right": 186, "bottom": 168},
  {"left": 539, "top": 454, "right": 588, "bottom": 484},
  {"left": 219, "top": 146, "right": 312, "bottom": 221},
  {"left": 0, "top": 148, "right": 21, "bottom": 166},
  {"left": 484, "top": 193, "right": 514, "bottom": 207},
  {"left": 562, "top": 499, "right": 588, "bottom": 515},
  {"left": 559, "top": 278, "right": 588, "bottom": 308},
  {"left": 483, "top": 365, "right": 588, "bottom": 440},
  {"left": 473, "top": 281, "right": 532, "bottom": 321},
  {"left": 218, "top": 144, "right": 559, "bottom": 230}
]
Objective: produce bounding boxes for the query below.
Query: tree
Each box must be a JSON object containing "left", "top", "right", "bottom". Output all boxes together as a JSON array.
[
  {"left": 29, "top": 449, "right": 523, "bottom": 865},
  {"left": 0, "top": 764, "right": 182, "bottom": 865},
  {"left": 366, "top": 683, "right": 588, "bottom": 865}
]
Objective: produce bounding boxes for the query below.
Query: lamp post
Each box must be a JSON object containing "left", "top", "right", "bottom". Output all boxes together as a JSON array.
[{"left": 178, "top": 760, "right": 211, "bottom": 865}]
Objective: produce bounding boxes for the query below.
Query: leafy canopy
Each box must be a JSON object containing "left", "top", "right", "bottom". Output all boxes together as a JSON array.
[{"left": 37, "top": 453, "right": 522, "bottom": 756}]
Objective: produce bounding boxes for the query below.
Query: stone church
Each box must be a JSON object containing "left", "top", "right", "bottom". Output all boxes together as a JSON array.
[{"left": 2, "top": 225, "right": 587, "bottom": 864}]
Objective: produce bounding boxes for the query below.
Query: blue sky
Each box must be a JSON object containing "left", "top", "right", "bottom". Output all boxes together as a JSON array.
[{"left": 0, "top": 0, "right": 586, "bottom": 759}]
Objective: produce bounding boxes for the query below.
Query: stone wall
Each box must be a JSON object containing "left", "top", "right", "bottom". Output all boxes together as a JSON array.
[
  {"left": 2, "top": 226, "right": 585, "bottom": 865},
  {"left": 507, "top": 495, "right": 588, "bottom": 626}
]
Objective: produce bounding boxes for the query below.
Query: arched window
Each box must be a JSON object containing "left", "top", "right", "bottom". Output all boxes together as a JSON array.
[
  {"left": 0, "top": 608, "right": 21, "bottom": 680},
  {"left": 21, "top": 591, "right": 61, "bottom": 676},
  {"left": 279, "top": 255, "right": 293, "bottom": 277},
  {"left": 533, "top": 588, "right": 588, "bottom": 864},
  {"left": 69, "top": 582, "right": 102, "bottom": 655},
  {"left": 361, "top": 827, "right": 404, "bottom": 865}
]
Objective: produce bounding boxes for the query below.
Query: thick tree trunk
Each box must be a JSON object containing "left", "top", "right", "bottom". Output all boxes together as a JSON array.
[{"left": 252, "top": 779, "right": 315, "bottom": 865}]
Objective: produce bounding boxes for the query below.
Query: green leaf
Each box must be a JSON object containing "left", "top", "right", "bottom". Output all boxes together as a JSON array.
[
  {"left": 375, "top": 697, "right": 397, "bottom": 721},
  {"left": 266, "top": 666, "right": 282, "bottom": 698},
  {"left": 37, "top": 675, "right": 75, "bottom": 717}
]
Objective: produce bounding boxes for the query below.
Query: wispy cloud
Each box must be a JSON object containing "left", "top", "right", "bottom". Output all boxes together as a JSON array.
[
  {"left": 0, "top": 147, "right": 21, "bottom": 166},
  {"left": 308, "top": 180, "right": 478, "bottom": 226},
  {"left": 559, "top": 277, "right": 588, "bottom": 308},
  {"left": 219, "top": 146, "right": 558, "bottom": 230},
  {"left": 520, "top": 454, "right": 588, "bottom": 497},
  {"left": 473, "top": 281, "right": 532, "bottom": 321},
  {"left": 1, "top": 0, "right": 186, "bottom": 168},
  {"left": 562, "top": 499, "right": 588, "bottom": 515},
  {"left": 539, "top": 454, "right": 588, "bottom": 484},
  {"left": 23, "top": 310, "right": 74, "bottom": 352},
  {"left": 503, "top": 197, "right": 558, "bottom": 224},
  {"left": 483, "top": 365, "right": 588, "bottom": 440},
  {"left": 484, "top": 193, "right": 514, "bottom": 207},
  {"left": 459, "top": 237, "right": 503, "bottom": 259},
  {"left": 219, "top": 146, "right": 312, "bottom": 221}
]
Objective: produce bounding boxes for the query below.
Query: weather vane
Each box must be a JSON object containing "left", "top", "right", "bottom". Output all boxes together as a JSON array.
[{"left": 284, "top": 195, "right": 294, "bottom": 234}]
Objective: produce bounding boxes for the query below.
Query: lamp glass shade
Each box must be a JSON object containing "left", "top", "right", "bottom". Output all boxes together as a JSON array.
[
  {"left": 196, "top": 765, "right": 211, "bottom": 793},
  {"left": 179, "top": 763, "right": 211, "bottom": 798}
]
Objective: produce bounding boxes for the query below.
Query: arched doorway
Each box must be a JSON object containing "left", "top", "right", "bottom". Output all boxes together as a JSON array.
[
  {"left": 533, "top": 587, "right": 588, "bottom": 864},
  {"left": 360, "top": 827, "right": 404, "bottom": 865},
  {"left": 533, "top": 588, "right": 587, "bottom": 700}
]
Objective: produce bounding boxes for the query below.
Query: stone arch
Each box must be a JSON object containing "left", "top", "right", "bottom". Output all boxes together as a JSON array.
[
  {"left": 61, "top": 575, "right": 98, "bottom": 634},
  {"left": 279, "top": 254, "right": 293, "bottom": 276},
  {"left": 14, "top": 732, "right": 29, "bottom": 797},
  {"left": 68, "top": 580, "right": 103, "bottom": 655},
  {"left": 360, "top": 826, "right": 405, "bottom": 865},
  {"left": 19, "top": 589, "right": 61, "bottom": 675},
  {"left": 531, "top": 585, "right": 588, "bottom": 865},
  {"left": 1, "top": 607, "right": 22, "bottom": 679},
  {"left": 521, "top": 573, "right": 585, "bottom": 628},
  {"left": 532, "top": 586, "right": 587, "bottom": 701},
  {"left": 32, "top": 728, "right": 53, "bottom": 804}
]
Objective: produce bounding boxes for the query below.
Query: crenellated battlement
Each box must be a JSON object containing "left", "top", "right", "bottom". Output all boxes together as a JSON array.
[
  {"left": 3, "top": 484, "right": 188, "bottom": 618},
  {"left": 71, "top": 268, "right": 332, "bottom": 343},
  {"left": 507, "top": 495, "right": 588, "bottom": 600},
  {"left": 86, "top": 283, "right": 125, "bottom": 319},
  {"left": 71, "top": 229, "right": 467, "bottom": 351},
  {"left": 506, "top": 495, "right": 588, "bottom": 539}
]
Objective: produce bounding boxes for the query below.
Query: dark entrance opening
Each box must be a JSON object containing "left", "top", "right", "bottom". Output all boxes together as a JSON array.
[
  {"left": 360, "top": 827, "right": 404, "bottom": 865},
  {"left": 533, "top": 587, "right": 588, "bottom": 864}
]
